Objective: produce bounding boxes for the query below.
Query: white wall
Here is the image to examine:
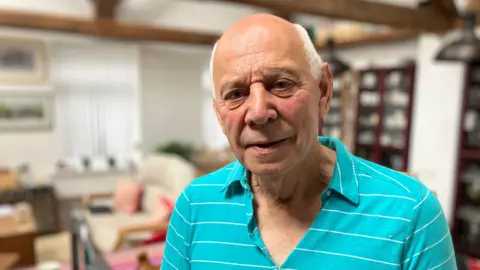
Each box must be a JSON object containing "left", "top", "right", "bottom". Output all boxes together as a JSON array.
[
  {"left": 0, "top": 29, "right": 141, "bottom": 183},
  {"left": 409, "top": 34, "right": 466, "bottom": 223},
  {"left": 0, "top": 131, "right": 58, "bottom": 182},
  {"left": 139, "top": 46, "right": 209, "bottom": 153}
]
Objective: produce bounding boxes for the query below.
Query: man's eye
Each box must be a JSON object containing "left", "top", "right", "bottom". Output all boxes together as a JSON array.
[
  {"left": 274, "top": 81, "right": 291, "bottom": 89},
  {"left": 225, "top": 90, "right": 246, "bottom": 100}
]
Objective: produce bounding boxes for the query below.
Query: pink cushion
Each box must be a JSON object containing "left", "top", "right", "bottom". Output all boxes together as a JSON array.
[{"left": 114, "top": 179, "right": 143, "bottom": 214}]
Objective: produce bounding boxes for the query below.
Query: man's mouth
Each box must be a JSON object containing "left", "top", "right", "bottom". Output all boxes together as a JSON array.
[{"left": 249, "top": 138, "right": 287, "bottom": 150}]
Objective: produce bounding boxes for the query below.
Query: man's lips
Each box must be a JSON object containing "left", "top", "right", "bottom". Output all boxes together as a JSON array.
[{"left": 247, "top": 138, "right": 287, "bottom": 149}]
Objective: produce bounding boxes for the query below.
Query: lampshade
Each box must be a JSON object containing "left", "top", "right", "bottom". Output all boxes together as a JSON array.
[
  {"left": 435, "top": 13, "right": 480, "bottom": 62},
  {"left": 322, "top": 38, "right": 351, "bottom": 76}
]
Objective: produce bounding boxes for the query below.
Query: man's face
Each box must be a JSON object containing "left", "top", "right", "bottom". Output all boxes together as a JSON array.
[{"left": 213, "top": 25, "right": 332, "bottom": 176}]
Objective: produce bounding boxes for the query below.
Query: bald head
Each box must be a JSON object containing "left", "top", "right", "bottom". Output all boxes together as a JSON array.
[{"left": 209, "top": 14, "right": 323, "bottom": 99}]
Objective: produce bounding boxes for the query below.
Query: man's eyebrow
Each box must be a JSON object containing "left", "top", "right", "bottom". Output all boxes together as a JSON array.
[{"left": 220, "top": 80, "right": 248, "bottom": 94}]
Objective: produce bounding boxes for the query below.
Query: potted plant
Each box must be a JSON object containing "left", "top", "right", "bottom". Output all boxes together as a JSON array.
[{"left": 155, "top": 141, "right": 196, "bottom": 164}]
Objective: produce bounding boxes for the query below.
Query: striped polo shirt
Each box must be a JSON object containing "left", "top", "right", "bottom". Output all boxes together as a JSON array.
[{"left": 162, "top": 136, "right": 456, "bottom": 270}]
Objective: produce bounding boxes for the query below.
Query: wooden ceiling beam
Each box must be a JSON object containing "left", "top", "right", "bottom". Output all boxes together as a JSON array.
[
  {"left": 91, "top": 0, "right": 122, "bottom": 20},
  {"left": 0, "top": 9, "right": 219, "bottom": 45},
  {"left": 436, "top": 0, "right": 458, "bottom": 18},
  {"left": 467, "top": 0, "right": 480, "bottom": 13},
  {"left": 317, "top": 30, "right": 420, "bottom": 50},
  {"left": 221, "top": 0, "right": 455, "bottom": 32}
]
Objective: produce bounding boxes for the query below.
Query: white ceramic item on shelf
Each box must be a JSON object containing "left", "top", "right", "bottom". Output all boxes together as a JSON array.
[
  {"left": 465, "top": 110, "right": 478, "bottom": 132},
  {"left": 362, "top": 73, "right": 377, "bottom": 88},
  {"left": 380, "top": 134, "right": 392, "bottom": 146},
  {"left": 387, "top": 71, "right": 402, "bottom": 87}
]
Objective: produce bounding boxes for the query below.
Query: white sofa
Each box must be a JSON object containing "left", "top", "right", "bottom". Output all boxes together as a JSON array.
[{"left": 82, "top": 154, "right": 195, "bottom": 252}]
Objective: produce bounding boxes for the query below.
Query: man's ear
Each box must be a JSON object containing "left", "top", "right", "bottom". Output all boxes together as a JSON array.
[
  {"left": 213, "top": 100, "right": 227, "bottom": 135},
  {"left": 318, "top": 62, "right": 334, "bottom": 118}
]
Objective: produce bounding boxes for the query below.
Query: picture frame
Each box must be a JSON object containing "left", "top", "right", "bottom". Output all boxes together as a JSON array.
[
  {"left": 0, "top": 92, "right": 54, "bottom": 131},
  {"left": 0, "top": 37, "right": 48, "bottom": 84}
]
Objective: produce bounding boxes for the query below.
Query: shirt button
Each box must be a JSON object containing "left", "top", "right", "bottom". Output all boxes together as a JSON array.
[{"left": 326, "top": 190, "right": 332, "bottom": 196}]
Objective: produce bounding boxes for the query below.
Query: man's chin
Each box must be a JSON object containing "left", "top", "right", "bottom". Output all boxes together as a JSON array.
[{"left": 244, "top": 160, "right": 291, "bottom": 177}]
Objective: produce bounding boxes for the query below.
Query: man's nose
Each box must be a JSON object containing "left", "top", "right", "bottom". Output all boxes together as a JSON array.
[{"left": 245, "top": 84, "right": 277, "bottom": 125}]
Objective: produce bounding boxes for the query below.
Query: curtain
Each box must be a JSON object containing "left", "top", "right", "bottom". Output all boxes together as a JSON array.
[{"left": 56, "top": 86, "right": 134, "bottom": 167}]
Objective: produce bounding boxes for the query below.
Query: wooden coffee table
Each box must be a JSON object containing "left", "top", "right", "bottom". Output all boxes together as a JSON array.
[{"left": 0, "top": 215, "right": 36, "bottom": 268}]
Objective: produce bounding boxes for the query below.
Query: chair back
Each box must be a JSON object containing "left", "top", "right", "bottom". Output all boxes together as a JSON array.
[{"left": 137, "top": 154, "right": 195, "bottom": 201}]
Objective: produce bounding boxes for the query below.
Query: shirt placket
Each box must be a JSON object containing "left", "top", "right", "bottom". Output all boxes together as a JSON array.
[{"left": 241, "top": 171, "right": 274, "bottom": 263}]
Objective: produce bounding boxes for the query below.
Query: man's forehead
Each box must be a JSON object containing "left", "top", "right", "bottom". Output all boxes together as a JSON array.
[{"left": 215, "top": 28, "right": 304, "bottom": 71}]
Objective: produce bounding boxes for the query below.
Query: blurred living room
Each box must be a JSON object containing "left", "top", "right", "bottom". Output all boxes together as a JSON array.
[{"left": 1, "top": 0, "right": 480, "bottom": 269}]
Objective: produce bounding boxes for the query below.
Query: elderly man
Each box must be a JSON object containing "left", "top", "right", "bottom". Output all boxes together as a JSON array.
[{"left": 162, "top": 14, "right": 455, "bottom": 270}]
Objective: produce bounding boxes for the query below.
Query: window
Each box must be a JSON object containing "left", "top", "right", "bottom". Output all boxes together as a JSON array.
[{"left": 56, "top": 86, "right": 135, "bottom": 169}]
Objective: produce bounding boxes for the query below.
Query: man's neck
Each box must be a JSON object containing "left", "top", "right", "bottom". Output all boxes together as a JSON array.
[{"left": 250, "top": 142, "right": 336, "bottom": 212}]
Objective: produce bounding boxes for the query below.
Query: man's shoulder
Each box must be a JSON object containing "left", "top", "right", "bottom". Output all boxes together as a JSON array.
[
  {"left": 183, "top": 161, "right": 239, "bottom": 201},
  {"left": 352, "top": 156, "right": 431, "bottom": 202}
]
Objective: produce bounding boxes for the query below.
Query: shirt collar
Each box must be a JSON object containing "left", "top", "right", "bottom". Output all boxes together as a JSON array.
[
  {"left": 220, "top": 160, "right": 247, "bottom": 192},
  {"left": 221, "top": 136, "right": 359, "bottom": 204},
  {"left": 320, "top": 136, "right": 359, "bottom": 204}
]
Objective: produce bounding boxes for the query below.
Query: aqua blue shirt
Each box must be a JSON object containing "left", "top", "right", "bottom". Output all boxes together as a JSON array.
[{"left": 161, "top": 137, "right": 456, "bottom": 269}]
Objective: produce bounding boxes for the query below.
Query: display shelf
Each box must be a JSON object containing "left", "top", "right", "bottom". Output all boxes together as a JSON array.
[
  {"left": 453, "top": 63, "right": 480, "bottom": 258},
  {"left": 353, "top": 62, "right": 415, "bottom": 171},
  {"left": 320, "top": 73, "right": 353, "bottom": 141}
]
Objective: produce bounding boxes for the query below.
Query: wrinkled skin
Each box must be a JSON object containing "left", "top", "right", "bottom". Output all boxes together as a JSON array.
[{"left": 212, "top": 14, "right": 334, "bottom": 181}]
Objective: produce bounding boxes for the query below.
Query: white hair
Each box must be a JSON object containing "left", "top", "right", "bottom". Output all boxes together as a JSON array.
[{"left": 209, "top": 23, "right": 323, "bottom": 99}]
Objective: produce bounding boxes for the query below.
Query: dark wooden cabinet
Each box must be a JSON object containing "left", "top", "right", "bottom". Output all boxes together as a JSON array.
[
  {"left": 353, "top": 62, "right": 416, "bottom": 171},
  {"left": 452, "top": 63, "right": 480, "bottom": 258},
  {"left": 320, "top": 73, "right": 354, "bottom": 144},
  {"left": 0, "top": 185, "right": 60, "bottom": 235}
]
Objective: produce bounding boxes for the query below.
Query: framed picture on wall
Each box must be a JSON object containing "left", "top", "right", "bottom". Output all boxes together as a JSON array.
[
  {"left": 0, "top": 37, "right": 48, "bottom": 84},
  {"left": 0, "top": 92, "right": 54, "bottom": 131}
]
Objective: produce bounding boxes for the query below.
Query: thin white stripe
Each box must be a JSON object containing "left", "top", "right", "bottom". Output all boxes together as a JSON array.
[
  {"left": 402, "top": 231, "right": 450, "bottom": 264},
  {"left": 191, "top": 184, "right": 224, "bottom": 187},
  {"left": 357, "top": 160, "right": 411, "bottom": 193},
  {"left": 192, "top": 221, "right": 246, "bottom": 226},
  {"left": 358, "top": 173, "right": 373, "bottom": 178},
  {"left": 246, "top": 213, "right": 253, "bottom": 216},
  {"left": 428, "top": 252, "right": 455, "bottom": 270},
  {"left": 166, "top": 240, "right": 189, "bottom": 261},
  {"left": 359, "top": 193, "right": 416, "bottom": 202},
  {"left": 225, "top": 168, "right": 233, "bottom": 171},
  {"left": 163, "top": 256, "right": 180, "bottom": 270},
  {"left": 348, "top": 154, "right": 359, "bottom": 188},
  {"left": 182, "top": 192, "right": 190, "bottom": 202},
  {"left": 168, "top": 224, "right": 190, "bottom": 246},
  {"left": 190, "top": 260, "right": 275, "bottom": 269},
  {"left": 174, "top": 207, "right": 191, "bottom": 225},
  {"left": 336, "top": 162, "right": 343, "bottom": 194},
  {"left": 295, "top": 248, "right": 400, "bottom": 266},
  {"left": 323, "top": 209, "right": 411, "bottom": 222},
  {"left": 406, "top": 209, "right": 442, "bottom": 240},
  {"left": 309, "top": 228, "right": 404, "bottom": 244},
  {"left": 414, "top": 190, "right": 430, "bottom": 209},
  {"left": 190, "top": 202, "right": 245, "bottom": 206},
  {"left": 192, "top": 241, "right": 255, "bottom": 247}
]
